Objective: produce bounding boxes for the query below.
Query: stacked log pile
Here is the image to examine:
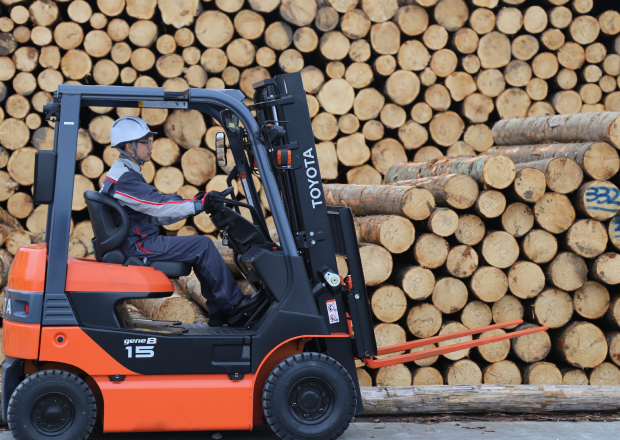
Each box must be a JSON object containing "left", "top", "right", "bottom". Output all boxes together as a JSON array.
[
  {"left": 327, "top": 112, "right": 620, "bottom": 388},
  {"left": 2, "top": 0, "right": 620, "bottom": 247},
  {"left": 1, "top": 0, "right": 620, "bottom": 390}
]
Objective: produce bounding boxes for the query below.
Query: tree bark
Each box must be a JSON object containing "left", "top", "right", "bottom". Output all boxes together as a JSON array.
[
  {"left": 385, "top": 154, "right": 516, "bottom": 190},
  {"left": 324, "top": 183, "right": 435, "bottom": 221}
]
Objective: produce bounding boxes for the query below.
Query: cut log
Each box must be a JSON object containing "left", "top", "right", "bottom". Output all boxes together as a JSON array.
[
  {"left": 556, "top": 322, "right": 607, "bottom": 369},
  {"left": 555, "top": 69, "right": 578, "bottom": 90},
  {"left": 492, "top": 294, "right": 523, "bottom": 330},
  {"left": 477, "top": 328, "right": 511, "bottom": 363},
  {"left": 527, "top": 287, "right": 573, "bottom": 329},
  {"left": 545, "top": 252, "right": 587, "bottom": 291},
  {"left": 430, "top": 49, "right": 458, "bottom": 78},
  {"left": 590, "top": 363, "right": 620, "bottom": 385},
  {"left": 572, "top": 281, "right": 609, "bottom": 321},
  {"left": 425, "top": 208, "right": 458, "bottom": 237},
  {"left": 470, "top": 265, "right": 508, "bottom": 303},
  {"left": 501, "top": 202, "right": 534, "bottom": 237},
  {"left": 371, "top": 285, "right": 407, "bottom": 323},
  {"left": 447, "top": 142, "right": 476, "bottom": 158},
  {"left": 346, "top": 165, "right": 382, "bottom": 185},
  {"left": 608, "top": 216, "right": 620, "bottom": 251},
  {"left": 475, "top": 190, "right": 506, "bottom": 220},
  {"left": 476, "top": 68, "right": 506, "bottom": 98},
  {"left": 373, "top": 55, "right": 396, "bottom": 77},
  {"left": 410, "top": 343, "right": 438, "bottom": 368},
  {"left": 521, "top": 229, "right": 558, "bottom": 264},
  {"left": 5, "top": 230, "right": 31, "bottom": 255},
  {"left": 517, "top": 157, "right": 583, "bottom": 195},
  {"left": 129, "top": 294, "right": 195, "bottom": 324},
  {"left": 469, "top": 7, "right": 495, "bottom": 35},
  {"left": 392, "top": 264, "right": 434, "bottom": 301},
  {"left": 394, "top": 174, "right": 478, "bottom": 210},
  {"left": 432, "top": 278, "right": 468, "bottom": 315},
  {"left": 508, "top": 261, "right": 545, "bottom": 300},
  {"left": 384, "top": 70, "right": 420, "bottom": 106},
  {"left": 376, "top": 364, "right": 412, "bottom": 387},
  {"left": 378, "top": 105, "right": 405, "bottom": 130},
  {"left": 424, "top": 84, "right": 451, "bottom": 112},
  {"left": 461, "top": 297, "right": 494, "bottom": 332},
  {"left": 573, "top": 181, "right": 620, "bottom": 221},
  {"left": 438, "top": 321, "right": 472, "bottom": 361},
  {"left": 477, "top": 32, "right": 511, "bottom": 69},
  {"left": 397, "top": 120, "right": 428, "bottom": 150},
  {"left": 412, "top": 233, "right": 449, "bottom": 269},
  {"left": 384, "top": 154, "right": 516, "bottom": 190},
  {"left": 526, "top": 78, "right": 548, "bottom": 101},
  {"left": 511, "top": 323, "right": 551, "bottom": 363},
  {"left": 445, "top": 245, "right": 478, "bottom": 278},
  {"left": 374, "top": 322, "right": 406, "bottom": 360},
  {"left": 336, "top": 133, "right": 370, "bottom": 167},
  {"left": 523, "top": 362, "right": 562, "bottom": 385},
  {"left": 590, "top": 252, "right": 620, "bottom": 285},
  {"left": 561, "top": 368, "right": 589, "bottom": 385},
  {"left": 563, "top": 219, "right": 607, "bottom": 259},
  {"left": 353, "top": 88, "right": 385, "bottom": 121},
  {"left": 483, "top": 360, "right": 522, "bottom": 385},
  {"left": 445, "top": 359, "right": 483, "bottom": 385},
  {"left": 455, "top": 214, "right": 486, "bottom": 246},
  {"left": 488, "top": 142, "right": 619, "bottom": 182},
  {"left": 359, "top": 244, "right": 393, "bottom": 286},
  {"left": 355, "top": 215, "right": 415, "bottom": 254},
  {"left": 496, "top": 88, "right": 531, "bottom": 119},
  {"left": 407, "top": 303, "right": 442, "bottom": 339},
  {"left": 533, "top": 193, "right": 575, "bottom": 234},
  {"left": 0, "top": 118, "right": 29, "bottom": 150},
  {"left": 323, "top": 184, "right": 435, "bottom": 221}
]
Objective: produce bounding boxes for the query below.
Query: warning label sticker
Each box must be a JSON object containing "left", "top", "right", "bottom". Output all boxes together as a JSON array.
[{"left": 326, "top": 299, "right": 340, "bottom": 324}]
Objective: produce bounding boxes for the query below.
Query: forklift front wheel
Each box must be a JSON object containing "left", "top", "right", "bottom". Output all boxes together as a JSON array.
[
  {"left": 7, "top": 369, "right": 97, "bottom": 440},
  {"left": 262, "top": 352, "right": 356, "bottom": 440}
]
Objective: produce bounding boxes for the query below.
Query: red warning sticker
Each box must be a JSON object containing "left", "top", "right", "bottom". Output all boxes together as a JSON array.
[{"left": 326, "top": 299, "right": 340, "bottom": 324}]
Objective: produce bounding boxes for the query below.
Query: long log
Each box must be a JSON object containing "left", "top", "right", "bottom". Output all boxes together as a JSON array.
[
  {"left": 390, "top": 174, "right": 479, "bottom": 210},
  {"left": 360, "top": 385, "right": 620, "bottom": 414},
  {"left": 384, "top": 155, "right": 516, "bottom": 190},
  {"left": 323, "top": 184, "right": 435, "bottom": 221},
  {"left": 487, "top": 142, "right": 620, "bottom": 181},
  {"left": 492, "top": 113, "right": 620, "bottom": 149}
]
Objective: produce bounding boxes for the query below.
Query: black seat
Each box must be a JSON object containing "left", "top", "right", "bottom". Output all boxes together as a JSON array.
[{"left": 84, "top": 190, "right": 191, "bottom": 278}]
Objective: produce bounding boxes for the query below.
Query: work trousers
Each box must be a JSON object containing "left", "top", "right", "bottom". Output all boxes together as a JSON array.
[{"left": 126, "top": 235, "right": 244, "bottom": 314}]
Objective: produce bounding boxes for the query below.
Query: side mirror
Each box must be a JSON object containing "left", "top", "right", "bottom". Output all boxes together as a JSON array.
[{"left": 216, "top": 132, "right": 227, "bottom": 167}]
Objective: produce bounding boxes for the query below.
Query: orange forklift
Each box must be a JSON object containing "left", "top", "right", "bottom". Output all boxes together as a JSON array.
[{"left": 1, "top": 72, "right": 547, "bottom": 440}]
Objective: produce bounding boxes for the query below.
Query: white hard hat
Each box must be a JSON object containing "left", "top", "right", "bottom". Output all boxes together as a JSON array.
[{"left": 110, "top": 116, "right": 157, "bottom": 147}]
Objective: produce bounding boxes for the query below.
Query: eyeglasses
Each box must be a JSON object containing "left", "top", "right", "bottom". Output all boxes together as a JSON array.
[{"left": 139, "top": 140, "right": 153, "bottom": 146}]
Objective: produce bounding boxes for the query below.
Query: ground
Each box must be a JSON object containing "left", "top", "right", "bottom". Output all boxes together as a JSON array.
[{"left": 1, "top": 414, "right": 619, "bottom": 439}]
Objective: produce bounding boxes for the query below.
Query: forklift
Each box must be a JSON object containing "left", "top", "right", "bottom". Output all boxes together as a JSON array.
[{"left": 1, "top": 72, "right": 547, "bottom": 440}]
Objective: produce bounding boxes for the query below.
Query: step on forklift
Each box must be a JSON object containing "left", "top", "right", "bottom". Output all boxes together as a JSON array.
[{"left": 1, "top": 72, "right": 547, "bottom": 440}]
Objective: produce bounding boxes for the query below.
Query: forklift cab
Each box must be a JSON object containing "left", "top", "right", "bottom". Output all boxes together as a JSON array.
[{"left": 1, "top": 73, "right": 378, "bottom": 440}]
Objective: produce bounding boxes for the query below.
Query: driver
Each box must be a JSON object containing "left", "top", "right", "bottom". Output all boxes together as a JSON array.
[{"left": 99, "top": 116, "right": 264, "bottom": 327}]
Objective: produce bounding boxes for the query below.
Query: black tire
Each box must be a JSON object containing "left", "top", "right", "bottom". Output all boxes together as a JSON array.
[
  {"left": 262, "top": 353, "right": 356, "bottom": 440},
  {"left": 7, "top": 369, "right": 97, "bottom": 440}
]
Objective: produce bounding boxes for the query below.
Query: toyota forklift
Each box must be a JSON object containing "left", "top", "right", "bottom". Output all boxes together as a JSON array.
[{"left": 2, "top": 72, "right": 547, "bottom": 440}]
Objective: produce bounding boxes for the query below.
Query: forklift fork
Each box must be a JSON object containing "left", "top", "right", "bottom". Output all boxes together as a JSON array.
[{"left": 363, "top": 320, "right": 549, "bottom": 368}]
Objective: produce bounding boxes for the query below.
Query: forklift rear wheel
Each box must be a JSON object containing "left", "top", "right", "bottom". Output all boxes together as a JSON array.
[
  {"left": 7, "top": 369, "right": 97, "bottom": 440},
  {"left": 262, "top": 353, "right": 356, "bottom": 440}
]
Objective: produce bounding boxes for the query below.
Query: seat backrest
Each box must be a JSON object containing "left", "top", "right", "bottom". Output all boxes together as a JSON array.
[{"left": 84, "top": 190, "right": 130, "bottom": 259}]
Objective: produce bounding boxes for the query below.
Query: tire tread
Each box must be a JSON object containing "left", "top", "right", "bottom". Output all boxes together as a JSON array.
[
  {"left": 8, "top": 369, "right": 97, "bottom": 440},
  {"left": 262, "top": 353, "right": 356, "bottom": 440}
]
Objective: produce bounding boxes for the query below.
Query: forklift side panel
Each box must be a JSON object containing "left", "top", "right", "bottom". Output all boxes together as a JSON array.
[
  {"left": 96, "top": 374, "right": 253, "bottom": 432},
  {"left": 66, "top": 258, "right": 173, "bottom": 293},
  {"left": 7, "top": 244, "right": 47, "bottom": 293},
  {"left": 38, "top": 327, "right": 135, "bottom": 376},
  {"left": 2, "top": 321, "right": 40, "bottom": 359}
]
